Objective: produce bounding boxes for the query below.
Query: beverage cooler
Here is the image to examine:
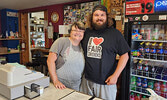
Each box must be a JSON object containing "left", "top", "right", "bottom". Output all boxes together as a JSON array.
[
  {"left": 122, "top": 14, "right": 167, "bottom": 100},
  {"left": 120, "top": 0, "right": 167, "bottom": 100}
]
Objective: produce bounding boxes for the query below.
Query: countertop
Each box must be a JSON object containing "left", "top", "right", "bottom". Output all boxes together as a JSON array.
[{"left": 0, "top": 83, "right": 102, "bottom": 100}]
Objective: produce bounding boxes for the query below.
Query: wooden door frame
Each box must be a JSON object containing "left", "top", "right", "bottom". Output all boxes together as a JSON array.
[{"left": 19, "top": 10, "right": 48, "bottom": 64}]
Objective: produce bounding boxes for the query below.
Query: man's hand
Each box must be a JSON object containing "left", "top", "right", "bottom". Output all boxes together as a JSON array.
[
  {"left": 105, "top": 75, "right": 118, "bottom": 85},
  {"left": 53, "top": 80, "right": 66, "bottom": 89}
]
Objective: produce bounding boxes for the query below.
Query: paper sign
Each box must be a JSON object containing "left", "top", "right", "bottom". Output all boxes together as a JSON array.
[{"left": 59, "top": 25, "right": 70, "bottom": 34}]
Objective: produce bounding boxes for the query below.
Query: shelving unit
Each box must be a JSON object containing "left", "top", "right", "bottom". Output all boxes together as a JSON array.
[
  {"left": 30, "top": 17, "right": 45, "bottom": 49},
  {"left": 130, "top": 22, "right": 167, "bottom": 99},
  {"left": 0, "top": 9, "right": 21, "bottom": 63}
]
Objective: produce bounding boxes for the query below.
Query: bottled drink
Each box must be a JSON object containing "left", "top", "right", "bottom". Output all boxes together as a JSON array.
[
  {"left": 150, "top": 42, "right": 157, "bottom": 59},
  {"left": 164, "top": 43, "right": 167, "bottom": 61},
  {"left": 155, "top": 67, "right": 163, "bottom": 79},
  {"left": 145, "top": 28, "right": 151, "bottom": 40},
  {"left": 142, "top": 78, "right": 148, "bottom": 93},
  {"left": 154, "top": 81, "right": 161, "bottom": 95},
  {"left": 143, "top": 61, "right": 149, "bottom": 77},
  {"left": 138, "top": 42, "right": 145, "bottom": 58},
  {"left": 157, "top": 43, "right": 164, "bottom": 60},
  {"left": 131, "top": 76, "right": 136, "bottom": 90},
  {"left": 135, "top": 94, "right": 141, "bottom": 100},
  {"left": 136, "top": 77, "right": 142, "bottom": 92},
  {"left": 140, "top": 28, "right": 145, "bottom": 40},
  {"left": 158, "top": 25, "right": 165, "bottom": 40},
  {"left": 152, "top": 26, "right": 159, "bottom": 40},
  {"left": 144, "top": 42, "right": 150, "bottom": 59},
  {"left": 149, "top": 63, "right": 157, "bottom": 78},
  {"left": 162, "top": 68, "right": 167, "bottom": 81},
  {"left": 137, "top": 60, "right": 143, "bottom": 75},
  {"left": 132, "top": 60, "right": 138, "bottom": 75},
  {"left": 160, "top": 82, "right": 167, "bottom": 98},
  {"left": 130, "top": 92, "right": 135, "bottom": 100},
  {"left": 148, "top": 80, "right": 154, "bottom": 90}
]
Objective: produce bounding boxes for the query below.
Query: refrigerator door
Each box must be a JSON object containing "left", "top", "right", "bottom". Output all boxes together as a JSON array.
[{"left": 123, "top": 17, "right": 167, "bottom": 100}]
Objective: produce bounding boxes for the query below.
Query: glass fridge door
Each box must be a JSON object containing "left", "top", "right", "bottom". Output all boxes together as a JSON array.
[{"left": 130, "top": 22, "right": 167, "bottom": 100}]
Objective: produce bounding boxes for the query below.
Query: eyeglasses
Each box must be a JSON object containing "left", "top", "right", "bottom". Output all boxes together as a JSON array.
[{"left": 71, "top": 30, "right": 84, "bottom": 33}]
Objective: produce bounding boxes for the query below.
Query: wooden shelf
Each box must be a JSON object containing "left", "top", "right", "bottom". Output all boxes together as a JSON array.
[
  {"left": 0, "top": 38, "right": 22, "bottom": 40},
  {"left": 0, "top": 51, "right": 21, "bottom": 55}
]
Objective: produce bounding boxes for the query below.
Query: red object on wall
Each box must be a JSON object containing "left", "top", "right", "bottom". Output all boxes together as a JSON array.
[
  {"left": 126, "top": 0, "right": 154, "bottom": 15},
  {"left": 0, "top": 11, "right": 1, "bottom": 34}
]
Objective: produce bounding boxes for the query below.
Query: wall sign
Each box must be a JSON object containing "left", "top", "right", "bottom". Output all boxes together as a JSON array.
[
  {"left": 126, "top": 0, "right": 154, "bottom": 15},
  {"left": 154, "top": 0, "right": 167, "bottom": 13}
]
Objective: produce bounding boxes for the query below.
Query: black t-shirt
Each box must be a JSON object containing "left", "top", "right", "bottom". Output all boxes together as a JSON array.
[{"left": 81, "top": 27, "right": 130, "bottom": 85}]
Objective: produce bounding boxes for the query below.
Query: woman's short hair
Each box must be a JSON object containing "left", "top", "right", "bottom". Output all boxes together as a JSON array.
[{"left": 68, "top": 22, "right": 85, "bottom": 33}]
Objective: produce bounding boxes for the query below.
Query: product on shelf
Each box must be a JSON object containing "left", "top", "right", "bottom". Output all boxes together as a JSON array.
[
  {"left": 150, "top": 42, "right": 157, "bottom": 60},
  {"left": 143, "top": 61, "right": 149, "bottom": 77},
  {"left": 155, "top": 66, "right": 164, "bottom": 79},
  {"left": 145, "top": 28, "right": 151, "bottom": 40},
  {"left": 135, "top": 93, "right": 141, "bottom": 100},
  {"left": 137, "top": 60, "right": 143, "bottom": 76},
  {"left": 157, "top": 43, "right": 164, "bottom": 60},
  {"left": 162, "top": 68, "right": 167, "bottom": 81},
  {"left": 154, "top": 81, "right": 161, "bottom": 95},
  {"left": 132, "top": 60, "right": 137, "bottom": 75},
  {"left": 144, "top": 42, "right": 150, "bottom": 59},
  {"left": 148, "top": 62, "right": 157, "bottom": 78},
  {"left": 138, "top": 42, "right": 145, "bottom": 58},
  {"left": 136, "top": 77, "right": 142, "bottom": 92},
  {"left": 164, "top": 43, "right": 167, "bottom": 61},
  {"left": 131, "top": 76, "right": 136, "bottom": 91},
  {"left": 152, "top": 25, "right": 159, "bottom": 40},
  {"left": 130, "top": 92, "right": 135, "bottom": 100},
  {"left": 148, "top": 79, "right": 154, "bottom": 90},
  {"left": 160, "top": 82, "right": 167, "bottom": 98},
  {"left": 139, "top": 28, "right": 145, "bottom": 40},
  {"left": 142, "top": 78, "right": 148, "bottom": 93}
]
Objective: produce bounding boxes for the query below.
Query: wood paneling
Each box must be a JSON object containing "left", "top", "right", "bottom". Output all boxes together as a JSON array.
[{"left": 19, "top": 12, "right": 29, "bottom": 64}]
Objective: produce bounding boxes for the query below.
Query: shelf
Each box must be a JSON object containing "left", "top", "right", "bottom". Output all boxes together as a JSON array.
[
  {"left": 132, "top": 57, "right": 167, "bottom": 63},
  {"left": 0, "top": 38, "right": 22, "bottom": 40},
  {"left": 130, "top": 90, "right": 150, "bottom": 96},
  {"left": 131, "top": 74, "right": 167, "bottom": 82},
  {"left": 30, "top": 24, "right": 44, "bottom": 26},
  {"left": 132, "top": 39, "right": 167, "bottom": 42},
  {"left": 0, "top": 51, "right": 20, "bottom": 55}
]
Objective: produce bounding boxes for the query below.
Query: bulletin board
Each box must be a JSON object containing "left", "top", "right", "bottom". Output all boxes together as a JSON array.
[{"left": 63, "top": 1, "right": 99, "bottom": 25}]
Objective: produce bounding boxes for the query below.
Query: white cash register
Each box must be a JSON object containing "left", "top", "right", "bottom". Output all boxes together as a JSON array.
[{"left": 0, "top": 63, "right": 49, "bottom": 99}]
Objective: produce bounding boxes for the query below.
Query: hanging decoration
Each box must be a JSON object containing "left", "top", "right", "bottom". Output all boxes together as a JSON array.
[{"left": 101, "top": 0, "right": 111, "bottom": 13}]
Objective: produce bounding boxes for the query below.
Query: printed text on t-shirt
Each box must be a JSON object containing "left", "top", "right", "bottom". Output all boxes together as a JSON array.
[{"left": 87, "top": 37, "right": 104, "bottom": 59}]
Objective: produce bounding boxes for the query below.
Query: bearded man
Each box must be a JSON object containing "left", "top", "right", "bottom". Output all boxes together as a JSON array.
[{"left": 80, "top": 5, "right": 130, "bottom": 100}]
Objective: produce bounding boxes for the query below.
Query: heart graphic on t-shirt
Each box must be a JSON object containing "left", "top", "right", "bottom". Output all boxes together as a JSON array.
[{"left": 93, "top": 37, "right": 104, "bottom": 45}]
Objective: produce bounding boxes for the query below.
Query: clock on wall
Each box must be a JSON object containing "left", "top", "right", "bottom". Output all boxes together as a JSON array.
[{"left": 51, "top": 12, "right": 59, "bottom": 23}]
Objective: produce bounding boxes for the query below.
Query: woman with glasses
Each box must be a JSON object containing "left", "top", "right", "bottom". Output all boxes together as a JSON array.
[{"left": 47, "top": 22, "right": 85, "bottom": 91}]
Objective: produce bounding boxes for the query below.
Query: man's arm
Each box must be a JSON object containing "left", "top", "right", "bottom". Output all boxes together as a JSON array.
[
  {"left": 47, "top": 52, "right": 66, "bottom": 89},
  {"left": 105, "top": 52, "right": 129, "bottom": 85}
]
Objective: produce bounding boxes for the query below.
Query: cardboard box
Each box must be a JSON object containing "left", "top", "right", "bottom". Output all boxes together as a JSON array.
[{"left": 0, "top": 47, "right": 7, "bottom": 53}]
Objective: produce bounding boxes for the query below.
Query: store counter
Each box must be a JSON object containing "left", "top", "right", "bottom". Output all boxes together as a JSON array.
[{"left": 0, "top": 83, "right": 102, "bottom": 100}]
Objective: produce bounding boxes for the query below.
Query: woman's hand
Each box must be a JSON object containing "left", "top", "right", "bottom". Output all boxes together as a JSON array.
[{"left": 53, "top": 80, "right": 66, "bottom": 89}]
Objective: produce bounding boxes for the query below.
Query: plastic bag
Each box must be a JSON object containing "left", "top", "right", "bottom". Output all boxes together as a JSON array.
[{"left": 146, "top": 88, "right": 167, "bottom": 100}]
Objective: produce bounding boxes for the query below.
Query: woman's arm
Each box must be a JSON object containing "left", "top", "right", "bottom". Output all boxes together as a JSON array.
[{"left": 47, "top": 52, "right": 66, "bottom": 89}]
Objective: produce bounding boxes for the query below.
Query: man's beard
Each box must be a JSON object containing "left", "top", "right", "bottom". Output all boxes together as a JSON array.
[{"left": 92, "top": 19, "right": 107, "bottom": 30}]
